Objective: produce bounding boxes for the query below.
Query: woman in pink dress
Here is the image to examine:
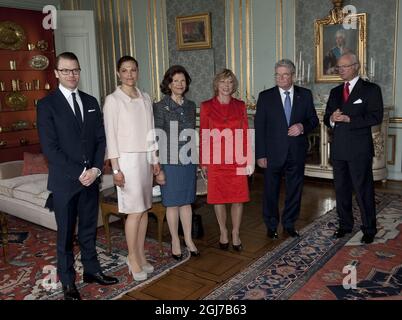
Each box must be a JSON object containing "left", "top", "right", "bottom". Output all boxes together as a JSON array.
[{"left": 103, "top": 56, "right": 159, "bottom": 281}]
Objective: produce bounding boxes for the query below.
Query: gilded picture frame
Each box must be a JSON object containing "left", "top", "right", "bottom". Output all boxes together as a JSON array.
[
  {"left": 176, "top": 13, "right": 212, "bottom": 50},
  {"left": 315, "top": 13, "right": 367, "bottom": 83}
]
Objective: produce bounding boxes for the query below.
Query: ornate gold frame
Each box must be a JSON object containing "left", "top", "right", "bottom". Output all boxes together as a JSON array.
[
  {"left": 314, "top": 10, "right": 367, "bottom": 83},
  {"left": 176, "top": 13, "right": 211, "bottom": 50}
]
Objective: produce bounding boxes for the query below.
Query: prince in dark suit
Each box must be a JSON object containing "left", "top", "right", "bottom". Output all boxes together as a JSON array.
[
  {"left": 255, "top": 59, "right": 319, "bottom": 239},
  {"left": 37, "top": 52, "right": 117, "bottom": 300},
  {"left": 324, "top": 53, "right": 383, "bottom": 244}
]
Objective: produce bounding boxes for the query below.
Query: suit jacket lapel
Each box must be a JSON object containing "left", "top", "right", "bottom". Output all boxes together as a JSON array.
[
  {"left": 332, "top": 84, "right": 344, "bottom": 110},
  {"left": 346, "top": 78, "right": 363, "bottom": 106},
  {"left": 275, "top": 86, "right": 288, "bottom": 125},
  {"left": 290, "top": 86, "right": 301, "bottom": 124},
  {"left": 55, "top": 89, "right": 82, "bottom": 133},
  {"left": 79, "top": 90, "right": 89, "bottom": 134}
]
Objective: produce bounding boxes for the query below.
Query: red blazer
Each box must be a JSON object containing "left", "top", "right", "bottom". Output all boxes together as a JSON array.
[{"left": 199, "top": 96, "right": 251, "bottom": 169}]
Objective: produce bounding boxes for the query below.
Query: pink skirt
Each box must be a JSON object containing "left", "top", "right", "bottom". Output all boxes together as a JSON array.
[{"left": 117, "top": 152, "right": 153, "bottom": 213}]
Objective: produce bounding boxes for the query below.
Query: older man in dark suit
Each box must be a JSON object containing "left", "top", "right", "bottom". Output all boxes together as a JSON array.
[
  {"left": 324, "top": 52, "right": 383, "bottom": 244},
  {"left": 37, "top": 52, "right": 118, "bottom": 300},
  {"left": 255, "top": 59, "right": 319, "bottom": 239}
]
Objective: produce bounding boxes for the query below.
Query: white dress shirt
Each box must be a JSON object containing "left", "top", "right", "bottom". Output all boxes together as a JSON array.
[
  {"left": 346, "top": 75, "right": 360, "bottom": 94},
  {"left": 278, "top": 85, "right": 294, "bottom": 108},
  {"left": 58, "top": 84, "right": 84, "bottom": 120}
]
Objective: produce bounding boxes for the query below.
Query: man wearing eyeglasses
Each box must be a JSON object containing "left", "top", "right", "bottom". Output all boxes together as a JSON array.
[
  {"left": 37, "top": 52, "right": 118, "bottom": 300},
  {"left": 324, "top": 52, "right": 384, "bottom": 245},
  {"left": 255, "top": 59, "right": 319, "bottom": 240}
]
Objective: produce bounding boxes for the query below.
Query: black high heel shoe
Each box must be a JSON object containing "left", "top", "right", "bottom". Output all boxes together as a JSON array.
[
  {"left": 190, "top": 250, "right": 200, "bottom": 257},
  {"left": 171, "top": 253, "right": 183, "bottom": 260},
  {"left": 186, "top": 244, "right": 200, "bottom": 257},
  {"left": 171, "top": 243, "right": 183, "bottom": 260},
  {"left": 232, "top": 243, "right": 243, "bottom": 251},
  {"left": 219, "top": 242, "right": 229, "bottom": 250}
]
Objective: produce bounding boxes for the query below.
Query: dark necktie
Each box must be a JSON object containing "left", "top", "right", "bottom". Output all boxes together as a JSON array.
[
  {"left": 71, "top": 92, "right": 83, "bottom": 128},
  {"left": 284, "top": 91, "right": 292, "bottom": 126},
  {"left": 343, "top": 82, "right": 350, "bottom": 103}
]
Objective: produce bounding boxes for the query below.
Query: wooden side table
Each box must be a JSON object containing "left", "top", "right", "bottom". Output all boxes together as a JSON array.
[
  {"left": 0, "top": 211, "right": 8, "bottom": 263},
  {"left": 100, "top": 189, "right": 166, "bottom": 255}
]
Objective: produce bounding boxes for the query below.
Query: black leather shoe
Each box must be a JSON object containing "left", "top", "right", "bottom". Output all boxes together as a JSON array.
[
  {"left": 284, "top": 228, "right": 300, "bottom": 238},
  {"left": 267, "top": 229, "right": 279, "bottom": 239},
  {"left": 361, "top": 234, "right": 375, "bottom": 244},
  {"left": 333, "top": 229, "right": 352, "bottom": 239},
  {"left": 232, "top": 243, "right": 243, "bottom": 251},
  {"left": 83, "top": 272, "right": 119, "bottom": 285},
  {"left": 219, "top": 242, "right": 229, "bottom": 250},
  {"left": 63, "top": 284, "right": 81, "bottom": 300}
]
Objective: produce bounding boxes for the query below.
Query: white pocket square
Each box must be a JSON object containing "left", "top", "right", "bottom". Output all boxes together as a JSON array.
[
  {"left": 88, "top": 109, "right": 96, "bottom": 112},
  {"left": 353, "top": 99, "right": 363, "bottom": 104}
]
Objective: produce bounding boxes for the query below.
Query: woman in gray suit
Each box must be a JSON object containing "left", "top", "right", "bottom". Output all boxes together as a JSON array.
[{"left": 153, "top": 65, "right": 199, "bottom": 260}]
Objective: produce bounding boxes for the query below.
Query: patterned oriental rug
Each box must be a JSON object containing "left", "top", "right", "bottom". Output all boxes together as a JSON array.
[
  {"left": 0, "top": 215, "right": 190, "bottom": 300},
  {"left": 205, "top": 193, "right": 402, "bottom": 300}
]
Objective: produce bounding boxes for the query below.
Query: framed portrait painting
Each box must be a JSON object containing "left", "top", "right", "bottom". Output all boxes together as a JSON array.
[
  {"left": 176, "top": 13, "right": 212, "bottom": 50},
  {"left": 315, "top": 13, "right": 367, "bottom": 82}
]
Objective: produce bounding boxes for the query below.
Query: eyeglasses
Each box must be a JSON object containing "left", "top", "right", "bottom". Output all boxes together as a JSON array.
[
  {"left": 274, "top": 73, "right": 292, "bottom": 79},
  {"left": 57, "top": 68, "right": 81, "bottom": 76},
  {"left": 335, "top": 63, "right": 357, "bottom": 71}
]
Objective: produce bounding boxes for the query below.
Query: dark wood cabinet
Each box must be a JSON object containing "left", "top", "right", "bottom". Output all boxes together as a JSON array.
[{"left": 0, "top": 7, "right": 57, "bottom": 162}]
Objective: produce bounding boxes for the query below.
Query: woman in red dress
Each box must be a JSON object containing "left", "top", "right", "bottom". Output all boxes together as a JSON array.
[{"left": 200, "top": 69, "right": 254, "bottom": 251}]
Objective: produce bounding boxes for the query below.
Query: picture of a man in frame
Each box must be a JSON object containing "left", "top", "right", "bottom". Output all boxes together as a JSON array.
[{"left": 323, "top": 26, "right": 357, "bottom": 75}]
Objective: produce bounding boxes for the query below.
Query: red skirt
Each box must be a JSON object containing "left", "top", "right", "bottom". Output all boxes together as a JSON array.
[{"left": 206, "top": 166, "right": 249, "bottom": 204}]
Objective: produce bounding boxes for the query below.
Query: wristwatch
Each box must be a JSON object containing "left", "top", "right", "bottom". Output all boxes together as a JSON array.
[{"left": 113, "top": 169, "right": 121, "bottom": 175}]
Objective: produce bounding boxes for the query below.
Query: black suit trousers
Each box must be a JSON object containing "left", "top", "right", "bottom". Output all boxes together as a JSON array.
[
  {"left": 263, "top": 151, "right": 305, "bottom": 231},
  {"left": 53, "top": 184, "right": 101, "bottom": 285},
  {"left": 332, "top": 156, "right": 377, "bottom": 236}
]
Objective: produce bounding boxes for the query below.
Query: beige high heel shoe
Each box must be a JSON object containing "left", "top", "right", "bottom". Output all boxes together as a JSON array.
[
  {"left": 141, "top": 262, "right": 154, "bottom": 273},
  {"left": 126, "top": 257, "right": 147, "bottom": 281}
]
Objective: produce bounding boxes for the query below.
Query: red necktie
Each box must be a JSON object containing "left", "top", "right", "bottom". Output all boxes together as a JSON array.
[{"left": 343, "top": 82, "right": 350, "bottom": 103}]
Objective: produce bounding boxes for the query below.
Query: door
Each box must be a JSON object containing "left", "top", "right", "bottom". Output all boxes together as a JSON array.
[{"left": 54, "top": 10, "right": 100, "bottom": 103}]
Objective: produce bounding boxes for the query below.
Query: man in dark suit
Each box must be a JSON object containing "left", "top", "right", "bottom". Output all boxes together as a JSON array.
[
  {"left": 37, "top": 52, "right": 118, "bottom": 300},
  {"left": 324, "top": 52, "right": 383, "bottom": 244},
  {"left": 255, "top": 59, "right": 319, "bottom": 239}
]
